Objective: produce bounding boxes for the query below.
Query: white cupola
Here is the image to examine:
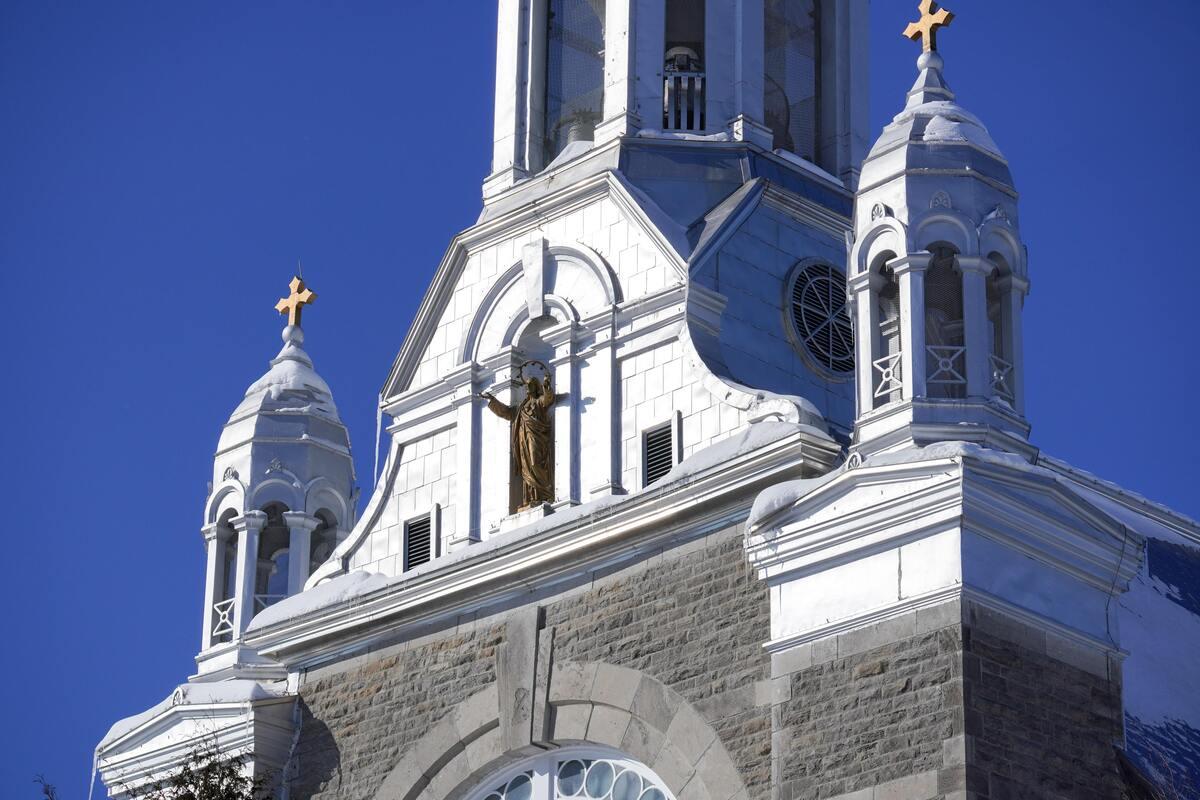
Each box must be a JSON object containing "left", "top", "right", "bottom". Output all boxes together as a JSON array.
[
  {"left": 846, "top": 30, "right": 1031, "bottom": 459},
  {"left": 196, "top": 277, "right": 357, "bottom": 678}
]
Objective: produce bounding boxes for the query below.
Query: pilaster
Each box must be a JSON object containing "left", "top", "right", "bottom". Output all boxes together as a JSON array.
[
  {"left": 450, "top": 364, "right": 483, "bottom": 551},
  {"left": 957, "top": 255, "right": 996, "bottom": 400},
  {"left": 891, "top": 253, "right": 931, "bottom": 401},
  {"left": 200, "top": 522, "right": 231, "bottom": 651},
  {"left": 596, "top": 0, "right": 640, "bottom": 143},
  {"left": 283, "top": 512, "right": 321, "bottom": 595},
  {"left": 231, "top": 511, "right": 266, "bottom": 635}
]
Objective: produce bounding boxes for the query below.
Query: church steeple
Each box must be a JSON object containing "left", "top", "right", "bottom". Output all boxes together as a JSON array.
[
  {"left": 847, "top": 9, "right": 1031, "bottom": 459},
  {"left": 197, "top": 276, "right": 356, "bottom": 678}
]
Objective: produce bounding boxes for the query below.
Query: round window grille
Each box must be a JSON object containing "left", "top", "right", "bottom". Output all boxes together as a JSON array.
[{"left": 789, "top": 262, "right": 855, "bottom": 374}]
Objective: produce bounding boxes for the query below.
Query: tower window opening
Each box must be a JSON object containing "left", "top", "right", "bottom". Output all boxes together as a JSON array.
[
  {"left": 764, "top": 0, "right": 818, "bottom": 157},
  {"left": 545, "top": 0, "right": 607, "bottom": 164},
  {"left": 212, "top": 510, "right": 239, "bottom": 644},
  {"left": 664, "top": 0, "right": 705, "bottom": 131},
  {"left": 924, "top": 245, "right": 966, "bottom": 399},
  {"left": 255, "top": 503, "right": 291, "bottom": 613},
  {"left": 404, "top": 514, "right": 434, "bottom": 571},
  {"left": 309, "top": 509, "right": 339, "bottom": 577},
  {"left": 987, "top": 253, "right": 1015, "bottom": 403},
  {"left": 874, "top": 258, "right": 902, "bottom": 408}
]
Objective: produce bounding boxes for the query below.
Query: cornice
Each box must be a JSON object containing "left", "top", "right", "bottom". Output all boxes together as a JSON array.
[{"left": 244, "top": 428, "right": 838, "bottom": 669}]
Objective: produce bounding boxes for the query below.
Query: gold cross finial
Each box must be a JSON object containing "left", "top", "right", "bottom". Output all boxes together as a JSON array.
[
  {"left": 904, "top": 0, "right": 955, "bottom": 53},
  {"left": 275, "top": 276, "right": 317, "bottom": 327}
]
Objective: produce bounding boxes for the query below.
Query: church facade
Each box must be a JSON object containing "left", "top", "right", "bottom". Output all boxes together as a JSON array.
[{"left": 97, "top": 2, "right": 1200, "bottom": 799}]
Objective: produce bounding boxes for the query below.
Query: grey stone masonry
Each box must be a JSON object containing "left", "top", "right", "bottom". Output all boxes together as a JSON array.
[
  {"left": 289, "top": 624, "right": 504, "bottom": 800},
  {"left": 768, "top": 598, "right": 1133, "bottom": 800},
  {"left": 543, "top": 525, "right": 775, "bottom": 799}
]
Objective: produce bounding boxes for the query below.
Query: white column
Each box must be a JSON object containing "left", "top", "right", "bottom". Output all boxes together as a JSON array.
[
  {"left": 283, "top": 512, "right": 320, "bottom": 595},
  {"left": 550, "top": 328, "right": 580, "bottom": 506},
  {"left": 596, "top": 0, "right": 640, "bottom": 143},
  {"left": 958, "top": 256, "right": 996, "bottom": 400},
  {"left": 485, "top": 0, "right": 532, "bottom": 198},
  {"left": 450, "top": 364, "right": 482, "bottom": 551},
  {"left": 200, "top": 523, "right": 227, "bottom": 651},
  {"left": 1002, "top": 275, "right": 1030, "bottom": 415},
  {"left": 817, "top": 0, "right": 870, "bottom": 186},
  {"left": 582, "top": 314, "right": 622, "bottom": 498},
  {"left": 849, "top": 271, "right": 879, "bottom": 417},
  {"left": 729, "top": 0, "right": 772, "bottom": 148},
  {"left": 892, "top": 254, "right": 931, "bottom": 401},
  {"left": 231, "top": 511, "right": 266, "bottom": 636},
  {"left": 631, "top": 0, "right": 666, "bottom": 128}
]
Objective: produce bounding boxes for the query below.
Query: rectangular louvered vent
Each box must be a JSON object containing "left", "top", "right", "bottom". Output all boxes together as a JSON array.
[
  {"left": 404, "top": 515, "right": 433, "bottom": 571},
  {"left": 644, "top": 424, "right": 675, "bottom": 486}
]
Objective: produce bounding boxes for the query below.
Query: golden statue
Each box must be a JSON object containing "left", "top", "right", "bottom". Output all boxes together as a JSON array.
[{"left": 481, "top": 362, "right": 566, "bottom": 511}]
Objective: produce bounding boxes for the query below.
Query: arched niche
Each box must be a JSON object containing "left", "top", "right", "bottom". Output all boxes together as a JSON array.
[{"left": 461, "top": 244, "right": 620, "bottom": 363}]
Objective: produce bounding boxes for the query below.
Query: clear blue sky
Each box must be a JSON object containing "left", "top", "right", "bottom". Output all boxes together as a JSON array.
[{"left": 2, "top": 1, "right": 1197, "bottom": 796}]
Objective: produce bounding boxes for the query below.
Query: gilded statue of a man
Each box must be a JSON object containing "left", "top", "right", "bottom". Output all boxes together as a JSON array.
[{"left": 481, "top": 371, "right": 566, "bottom": 511}]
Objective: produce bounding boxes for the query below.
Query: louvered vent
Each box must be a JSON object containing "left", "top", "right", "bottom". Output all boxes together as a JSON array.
[
  {"left": 644, "top": 425, "right": 675, "bottom": 486},
  {"left": 789, "top": 262, "right": 855, "bottom": 374},
  {"left": 404, "top": 515, "right": 433, "bottom": 571}
]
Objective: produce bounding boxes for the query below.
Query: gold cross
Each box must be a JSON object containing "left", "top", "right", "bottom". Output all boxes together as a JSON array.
[
  {"left": 275, "top": 276, "right": 317, "bottom": 327},
  {"left": 904, "top": 0, "right": 955, "bottom": 53}
]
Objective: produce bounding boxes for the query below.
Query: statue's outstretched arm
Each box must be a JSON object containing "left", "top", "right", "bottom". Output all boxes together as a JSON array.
[{"left": 482, "top": 393, "right": 515, "bottom": 421}]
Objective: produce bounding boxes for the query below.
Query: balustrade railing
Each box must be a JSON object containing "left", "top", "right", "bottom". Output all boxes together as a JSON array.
[
  {"left": 664, "top": 71, "right": 705, "bottom": 132},
  {"left": 990, "top": 354, "right": 1015, "bottom": 403},
  {"left": 873, "top": 352, "right": 903, "bottom": 399},
  {"left": 211, "top": 597, "right": 235, "bottom": 638},
  {"left": 926, "top": 345, "right": 967, "bottom": 388},
  {"left": 253, "top": 593, "right": 286, "bottom": 613}
]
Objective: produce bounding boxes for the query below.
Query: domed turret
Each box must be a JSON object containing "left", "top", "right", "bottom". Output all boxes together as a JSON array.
[
  {"left": 197, "top": 277, "right": 356, "bottom": 678},
  {"left": 846, "top": 2, "right": 1032, "bottom": 459}
]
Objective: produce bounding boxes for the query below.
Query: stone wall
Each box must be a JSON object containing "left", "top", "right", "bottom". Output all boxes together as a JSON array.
[
  {"left": 289, "top": 531, "right": 1132, "bottom": 800},
  {"left": 770, "top": 603, "right": 965, "bottom": 800},
  {"left": 289, "top": 624, "right": 503, "bottom": 800},
  {"left": 963, "top": 604, "right": 1128, "bottom": 800},
  {"left": 290, "top": 523, "right": 771, "bottom": 800},
  {"left": 543, "top": 525, "right": 774, "bottom": 798}
]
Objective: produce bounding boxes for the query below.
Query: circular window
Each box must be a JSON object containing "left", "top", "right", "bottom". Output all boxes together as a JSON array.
[{"left": 788, "top": 261, "right": 855, "bottom": 375}]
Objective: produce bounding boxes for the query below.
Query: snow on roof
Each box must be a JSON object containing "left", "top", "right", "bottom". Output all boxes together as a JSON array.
[
  {"left": 250, "top": 421, "right": 818, "bottom": 631},
  {"left": 98, "top": 679, "right": 288, "bottom": 749}
]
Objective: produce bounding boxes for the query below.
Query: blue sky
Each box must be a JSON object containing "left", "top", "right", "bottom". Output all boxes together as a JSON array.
[{"left": 2, "top": 1, "right": 1198, "bottom": 796}]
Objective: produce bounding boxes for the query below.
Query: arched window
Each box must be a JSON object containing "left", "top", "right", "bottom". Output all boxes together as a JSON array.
[
  {"left": 924, "top": 244, "right": 965, "bottom": 399},
  {"left": 764, "top": 0, "right": 818, "bottom": 157},
  {"left": 309, "top": 509, "right": 339, "bottom": 577},
  {"left": 664, "top": 0, "right": 705, "bottom": 131},
  {"left": 255, "top": 503, "right": 291, "bottom": 613},
  {"left": 873, "top": 255, "right": 901, "bottom": 408},
  {"left": 986, "top": 252, "right": 1015, "bottom": 403},
  {"left": 471, "top": 748, "right": 675, "bottom": 800},
  {"left": 545, "top": 0, "right": 607, "bottom": 162}
]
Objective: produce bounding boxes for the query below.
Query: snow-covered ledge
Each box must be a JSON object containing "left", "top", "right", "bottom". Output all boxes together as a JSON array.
[
  {"left": 96, "top": 680, "right": 294, "bottom": 799},
  {"left": 746, "top": 443, "right": 1146, "bottom": 657}
]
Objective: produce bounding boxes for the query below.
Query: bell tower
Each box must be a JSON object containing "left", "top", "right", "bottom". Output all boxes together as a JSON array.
[
  {"left": 847, "top": 12, "right": 1031, "bottom": 459},
  {"left": 485, "top": 0, "right": 870, "bottom": 199},
  {"left": 196, "top": 277, "right": 357, "bottom": 679}
]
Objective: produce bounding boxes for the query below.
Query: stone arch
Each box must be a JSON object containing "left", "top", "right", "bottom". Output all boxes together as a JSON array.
[
  {"left": 304, "top": 478, "right": 349, "bottom": 526},
  {"left": 372, "top": 661, "right": 745, "bottom": 800},
  {"left": 249, "top": 477, "right": 302, "bottom": 511},
  {"left": 978, "top": 218, "right": 1025, "bottom": 277},
  {"left": 205, "top": 480, "right": 245, "bottom": 525},
  {"left": 851, "top": 217, "right": 907, "bottom": 276},
  {"left": 911, "top": 208, "right": 978, "bottom": 256}
]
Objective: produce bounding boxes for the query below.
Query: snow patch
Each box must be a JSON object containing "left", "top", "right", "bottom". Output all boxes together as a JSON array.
[
  {"left": 99, "top": 679, "right": 288, "bottom": 748},
  {"left": 771, "top": 149, "right": 843, "bottom": 187},
  {"left": 636, "top": 128, "right": 732, "bottom": 143},
  {"left": 251, "top": 571, "right": 390, "bottom": 629},
  {"left": 748, "top": 473, "right": 839, "bottom": 530}
]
